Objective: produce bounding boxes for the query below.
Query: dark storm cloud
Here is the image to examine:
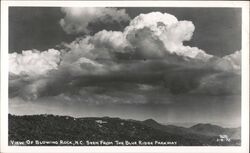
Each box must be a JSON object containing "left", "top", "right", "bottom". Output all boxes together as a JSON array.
[{"left": 163, "top": 67, "right": 216, "bottom": 94}]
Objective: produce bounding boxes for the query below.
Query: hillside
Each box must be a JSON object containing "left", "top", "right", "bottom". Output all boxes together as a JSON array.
[
  {"left": 8, "top": 114, "right": 240, "bottom": 146},
  {"left": 189, "top": 123, "right": 241, "bottom": 139}
]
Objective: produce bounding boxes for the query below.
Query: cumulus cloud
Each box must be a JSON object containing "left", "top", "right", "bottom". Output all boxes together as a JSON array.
[
  {"left": 60, "top": 7, "right": 130, "bottom": 34},
  {"left": 9, "top": 49, "right": 61, "bottom": 77},
  {"left": 214, "top": 50, "right": 241, "bottom": 73},
  {"left": 91, "top": 30, "right": 129, "bottom": 51},
  {"left": 9, "top": 10, "right": 241, "bottom": 103},
  {"left": 60, "top": 11, "right": 214, "bottom": 62},
  {"left": 124, "top": 12, "right": 213, "bottom": 61},
  {"left": 124, "top": 12, "right": 178, "bottom": 34}
]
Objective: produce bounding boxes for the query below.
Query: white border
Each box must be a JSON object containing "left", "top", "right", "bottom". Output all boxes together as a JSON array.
[{"left": 1, "top": 1, "right": 249, "bottom": 153}]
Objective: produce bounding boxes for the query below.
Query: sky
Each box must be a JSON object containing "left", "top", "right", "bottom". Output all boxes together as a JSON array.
[{"left": 8, "top": 7, "right": 241, "bottom": 127}]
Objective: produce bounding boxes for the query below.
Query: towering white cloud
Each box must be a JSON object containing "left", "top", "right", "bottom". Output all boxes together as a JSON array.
[
  {"left": 124, "top": 12, "right": 213, "bottom": 61},
  {"left": 124, "top": 12, "right": 178, "bottom": 33},
  {"left": 60, "top": 7, "right": 130, "bottom": 34}
]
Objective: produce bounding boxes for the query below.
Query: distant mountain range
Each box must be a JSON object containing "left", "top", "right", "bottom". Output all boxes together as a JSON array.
[
  {"left": 143, "top": 119, "right": 240, "bottom": 139},
  {"left": 8, "top": 114, "right": 241, "bottom": 146}
]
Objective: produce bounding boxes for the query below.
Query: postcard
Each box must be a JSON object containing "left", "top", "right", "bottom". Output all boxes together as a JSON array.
[{"left": 1, "top": 1, "right": 249, "bottom": 153}]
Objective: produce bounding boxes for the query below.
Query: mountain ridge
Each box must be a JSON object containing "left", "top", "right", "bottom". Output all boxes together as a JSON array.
[{"left": 8, "top": 114, "right": 240, "bottom": 146}]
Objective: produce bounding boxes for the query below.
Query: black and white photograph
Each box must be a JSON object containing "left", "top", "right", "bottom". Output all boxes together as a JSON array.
[{"left": 1, "top": 1, "right": 249, "bottom": 153}]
